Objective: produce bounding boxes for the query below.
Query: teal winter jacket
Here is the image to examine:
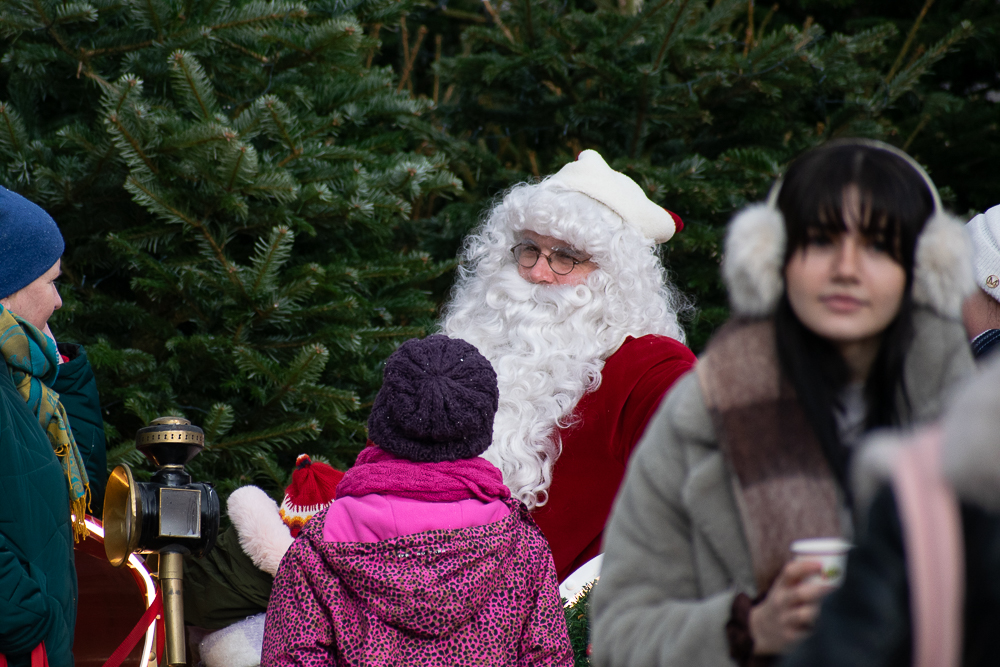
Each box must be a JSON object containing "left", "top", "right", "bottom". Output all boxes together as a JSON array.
[
  {"left": 52, "top": 343, "right": 107, "bottom": 515},
  {"left": 0, "top": 362, "right": 77, "bottom": 667}
]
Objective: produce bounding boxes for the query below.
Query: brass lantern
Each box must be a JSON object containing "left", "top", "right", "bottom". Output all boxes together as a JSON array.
[{"left": 104, "top": 417, "right": 221, "bottom": 666}]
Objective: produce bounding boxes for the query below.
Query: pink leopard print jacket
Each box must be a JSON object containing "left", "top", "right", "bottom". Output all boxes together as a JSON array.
[{"left": 261, "top": 498, "right": 573, "bottom": 666}]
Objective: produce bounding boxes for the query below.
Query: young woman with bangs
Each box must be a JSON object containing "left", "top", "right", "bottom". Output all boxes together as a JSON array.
[{"left": 590, "top": 141, "right": 976, "bottom": 667}]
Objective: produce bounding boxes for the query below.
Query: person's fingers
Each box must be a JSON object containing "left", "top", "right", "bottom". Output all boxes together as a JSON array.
[
  {"left": 780, "top": 559, "right": 824, "bottom": 586},
  {"left": 780, "top": 580, "right": 834, "bottom": 607},
  {"left": 783, "top": 602, "right": 821, "bottom": 630},
  {"left": 796, "top": 581, "right": 836, "bottom": 604},
  {"left": 779, "top": 578, "right": 832, "bottom": 607}
]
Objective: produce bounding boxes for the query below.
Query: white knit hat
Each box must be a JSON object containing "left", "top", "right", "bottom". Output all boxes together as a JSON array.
[
  {"left": 966, "top": 204, "right": 1000, "bottom": 299},
  {"left": 545, "top": 150, "right": 682, "bottom": 244}
]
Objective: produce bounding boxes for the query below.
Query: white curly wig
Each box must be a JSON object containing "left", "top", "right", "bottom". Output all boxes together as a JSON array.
[{"left": 440, "top": 182, "right": 688, "bottom": 509}]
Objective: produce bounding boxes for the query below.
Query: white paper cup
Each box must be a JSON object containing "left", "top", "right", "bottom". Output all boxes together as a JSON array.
[{"left": 790, "top": 538, "right": 851, "bottom": 586}]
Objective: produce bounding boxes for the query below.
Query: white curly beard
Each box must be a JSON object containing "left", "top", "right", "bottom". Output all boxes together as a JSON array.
[
  {"left": 440, "top": 185, "right": 687, "bottom": 509},
  {"left": 443, "top": 266, "right": 617, "bottom": 509}
]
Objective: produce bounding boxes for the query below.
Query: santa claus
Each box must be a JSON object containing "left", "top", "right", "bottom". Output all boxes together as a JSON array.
[{"left": 440, "top": 150, "right": 696, "bottom": 580}]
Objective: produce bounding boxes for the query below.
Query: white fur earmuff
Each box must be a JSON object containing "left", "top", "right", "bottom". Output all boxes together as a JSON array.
[
  {"left": 722, "top": 203, "right": 787, "bottom": 317},
  {"left": 722, "top": 142, "right": 975, "bottom": 319},
  {"left": 912, "top": 211, "right": 976, "bottom": 319}
]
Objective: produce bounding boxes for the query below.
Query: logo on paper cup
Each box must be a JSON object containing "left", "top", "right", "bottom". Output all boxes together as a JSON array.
[{"left": 790, "top": 538, "right": 851, "bottom": 586}]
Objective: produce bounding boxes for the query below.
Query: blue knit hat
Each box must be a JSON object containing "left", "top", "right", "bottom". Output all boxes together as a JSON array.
[
  {"left": 368, "top": 335, "right": 499, "bottom": 462},
  {"left": 0, "top": 187, "right": 65, "bottom": 299}
]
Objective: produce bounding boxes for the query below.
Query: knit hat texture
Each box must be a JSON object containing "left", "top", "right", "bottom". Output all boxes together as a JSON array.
[
  {"left": 368, "top": 335, "right": 499, "bottom": 463},
  {"left": 966, "top": 204, "right": 1000, "bottom": 300},
  {"left": 279, "top": 454, "right": 344, "bottom": 537},
  {"left": 545, "top": 149, "right": 682, "bottom": 244},
  {"left": 0, "top": 187, "right": 65, "bottom": 299}
]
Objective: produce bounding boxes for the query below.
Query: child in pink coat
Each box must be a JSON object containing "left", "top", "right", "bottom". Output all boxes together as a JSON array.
[{"left": 262, "top": 335, "right": 573, "bottom": 666}]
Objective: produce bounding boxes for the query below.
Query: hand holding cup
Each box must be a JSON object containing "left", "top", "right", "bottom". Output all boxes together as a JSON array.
[{"left": 748, "top": 545, "right": 845, "bottom": 655}]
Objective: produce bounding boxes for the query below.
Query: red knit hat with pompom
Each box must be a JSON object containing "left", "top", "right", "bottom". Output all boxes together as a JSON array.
[{"left": 279, "top": 454, "right": 344, "bottom": 537}]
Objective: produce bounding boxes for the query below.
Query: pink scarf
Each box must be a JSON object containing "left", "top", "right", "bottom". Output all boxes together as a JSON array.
[{"left": 336, "top": 443, "right": 511, "bottom": 503}]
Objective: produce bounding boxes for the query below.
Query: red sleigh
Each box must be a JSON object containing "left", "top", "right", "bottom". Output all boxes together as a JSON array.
[{"left": 74, "top": 517, "right": 162, "bottom": 667}]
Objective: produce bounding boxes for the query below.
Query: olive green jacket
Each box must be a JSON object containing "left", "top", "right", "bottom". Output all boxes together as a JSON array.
[{"left": 184, "top": 527, "right": 274, "bottom": 629}]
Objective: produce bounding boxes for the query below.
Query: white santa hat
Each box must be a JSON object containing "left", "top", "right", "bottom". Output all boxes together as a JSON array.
[
  {"left": 966, "top": 204, "right": 1000, "bottom": 300},
  {"left": 544, "top": 149, "right": 682, "bottom": 244}
]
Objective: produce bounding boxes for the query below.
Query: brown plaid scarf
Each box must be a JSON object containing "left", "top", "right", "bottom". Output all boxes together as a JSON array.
[{"left": 697, "top": 318, "right": 842, "bottom": 592}]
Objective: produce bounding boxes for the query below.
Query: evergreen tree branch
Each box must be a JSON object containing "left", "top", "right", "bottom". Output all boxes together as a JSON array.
[
  {"left": 749, "top": 24, "right": 795, "bottom": 66},
  {"left": 28, "top": 0, "right": 89, "bottom": 77},
  {"left": 902, "top": 114, "right": 931, "bottom": 152},
  {"left": 208, "top": 419, "right": 322, "bottom": 452},
  {"left": 365, "top": 23, "right": 383, "bottom": 68},
  {"left": 106, "top": 114, "right": 160, "bottom": 174},
  {"left": 616, "top": 0, "right": 672, "bottom": 47},
  {"left": 227, "top": 145, "right": 249, "bottom": 190},
  {"left": 397, "top": 25, "right": 428, "bottom": 92},
  {"left": 212, "top": 36, "right": 270, "bottom": 64},
  {"left": 0, "top": 103, "right": 25, "bottom": 154},
  {"left": 742, "top": 0, "right": 753, "bottom": 58},
  {"left": 653, "top": 0, "right": 692, "bottom": 71},
  {"left": 481, "top": 0, "right": 515, "bottom": 43},
  {"left": 886, "top": 0, "right": 935, "bottom": 83},
  {"left": 124, "top": 176, "right": 252, "bottom": 305},
  {"left": 169, "top": 51, "right": 221, "bottom": 120},
  {"left": 141, "top": 0, "right": 164, "bottom": 39},
  {"left": 523, "top": 0, "right": 534, "bottom": 47},
  {"left": 631, "top": 0, "right": 692, "bottom": 158},
  {"left": 264, "top": 344, "right": 330, "bottom": 410},
  {"left": 82, "top": 41, "right": 154, "bottom": 58},
  {"left": 211, "top": 7, "right": 307, "bottom": 32},
  {"left": 249, "top": 226, "right": 294, "bottom": 294}
]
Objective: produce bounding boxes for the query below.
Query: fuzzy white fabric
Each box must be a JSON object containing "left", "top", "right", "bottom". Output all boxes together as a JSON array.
[
  {"left": 200, "top": 613, "right": 265, "bottom": 667},
  {"left": 941, "top": 354, "right": 1000, "bottom": 513},
  {"left": 722, "top": 203, "right": 786, "bottom": 317},
  {"left": 227, "top": 486, "right": 294, "bottom": 577},
  {"left": 440, "top": 186, "right": 687, "bottom": 509},
  {"left": 547, "top": 150, "right": 678, "bottom": 243},
  {"left": 912, "top": 212, "right": 976, "bottom": 318},
  {"left": 854, "top": 354, "right": 1000, "bottom": 518},
  {"left": 965, "top": 204, "right": 1000, "bottom": 299}
]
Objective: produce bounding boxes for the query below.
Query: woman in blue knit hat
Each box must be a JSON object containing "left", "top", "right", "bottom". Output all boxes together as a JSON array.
[{"left": 0, "top": 186, "right": 107, "bottom": 667}]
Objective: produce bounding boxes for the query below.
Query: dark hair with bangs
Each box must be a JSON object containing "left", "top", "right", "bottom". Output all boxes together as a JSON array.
[{"left": 774, "top": 142, "right": 935, "bottom": 497}]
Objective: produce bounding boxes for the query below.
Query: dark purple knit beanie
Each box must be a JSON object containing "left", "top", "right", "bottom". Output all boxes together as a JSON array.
[{"left": 368, "top": 335, "right": 499, "bottom": 462}]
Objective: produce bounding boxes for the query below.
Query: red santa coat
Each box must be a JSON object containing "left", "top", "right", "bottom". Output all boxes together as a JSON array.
[{"left": 532, "top": 334, "right": 696, "bottom": 581}]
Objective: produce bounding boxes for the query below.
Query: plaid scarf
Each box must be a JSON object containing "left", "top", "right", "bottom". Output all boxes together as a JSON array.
[
  {"left": 697, "top": 318, "right": 842, "bottom": 593},
  {"left": 0, "top": 305, "right": 90, "bottom": 540}
]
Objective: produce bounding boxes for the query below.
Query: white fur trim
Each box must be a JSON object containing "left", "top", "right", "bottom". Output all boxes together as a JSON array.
[
  {"left": 850, "top": 430, "right": 907, "bottom": 516},
  {"left": 941, "top": 355, "right": 1000, "bottom": 513},
  {"left": 912, "top": 211, "right": 976, "bottom": 318},
  {"left": 722, "top": 203, "right": 786, "bottom": 316},
  {"left": 854, "top": 355, "right": 1000, "bottom": 516},
  {"left": 200, "top": 613, "right": 265, "bottom": 667},
  {"left": 545, "top": 150, "right": 678, "bottom": 243},
  {"left": 227, "top": 486, "right": 294, "bottom": 576}
]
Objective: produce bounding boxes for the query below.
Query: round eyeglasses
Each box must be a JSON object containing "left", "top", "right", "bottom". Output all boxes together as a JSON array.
[{"left": 510, "top": 243, "right": 590, "bottom": 276}]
